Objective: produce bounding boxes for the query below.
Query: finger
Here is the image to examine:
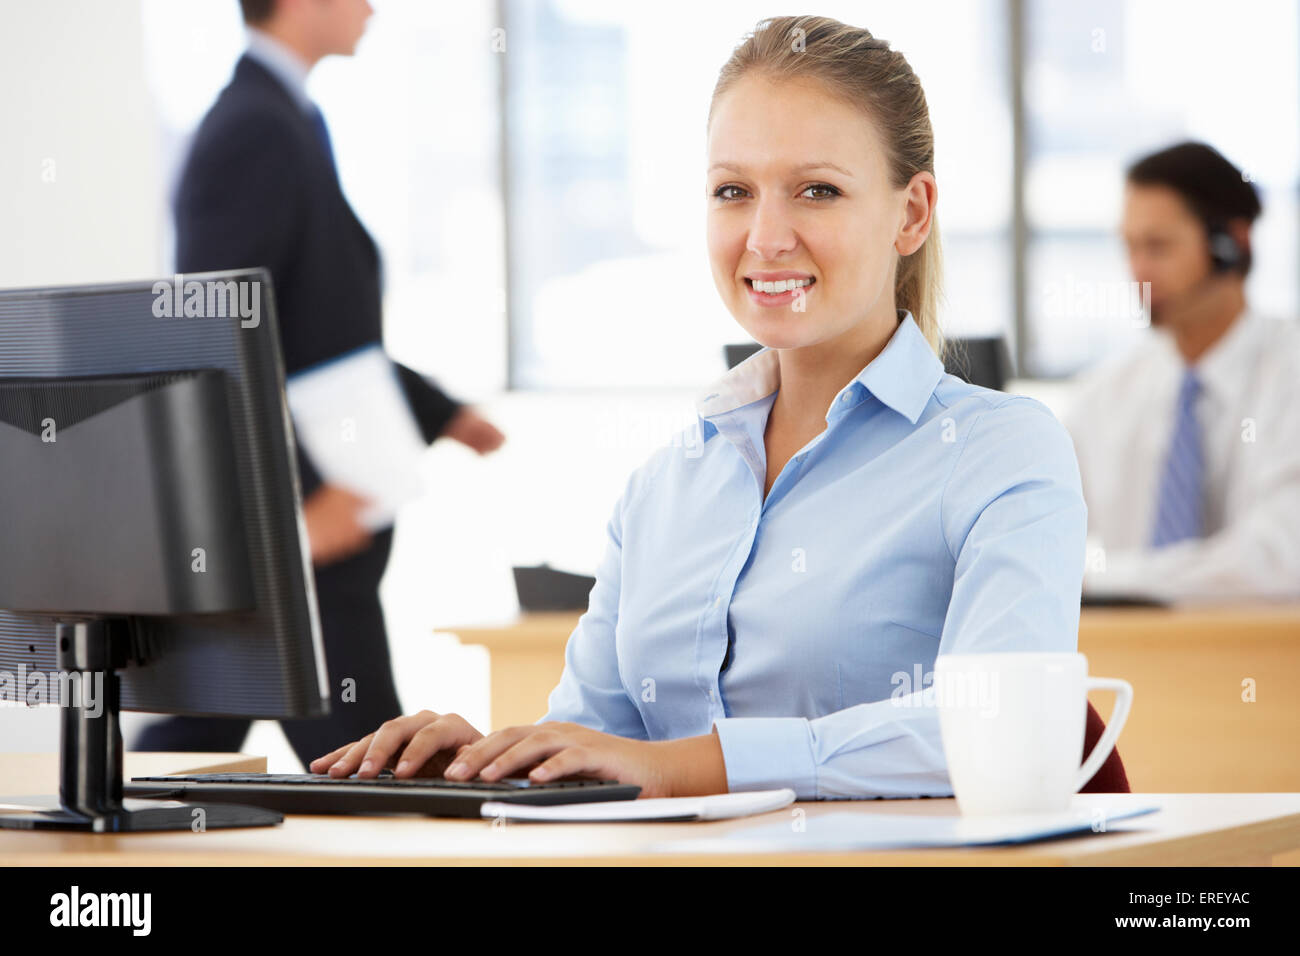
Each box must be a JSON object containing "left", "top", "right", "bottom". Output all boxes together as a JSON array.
[
  {"left": 353, "top": 712, "right": 443, "bottom": 776},
  {"left": 527, "top": 747, "right": 607, "bottom": 783},
  {"left": 309, "top": 739, "right": 363, "bottom": 773},
  {"left": 391, "top": 715, "right": 481, "bottom": 777},
  {"left": 444, "top": 725, "right": 542, "bottom": 779},
  {"left": 338, "top": 486, "right": 369, "bottom": 506},
  {"left": 476, "top": 733, "right": 577, "bottom": 781},
  {"left": 325, "top": 734, "right": 376, "bottom": 776}
]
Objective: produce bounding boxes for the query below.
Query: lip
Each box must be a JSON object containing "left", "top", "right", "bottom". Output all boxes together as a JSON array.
[
  {"left": 745, "top": 270, "right": 815, "bottom": 282},
  {"left": 744, "top": 274, "right": 816, "bottom": 308}
]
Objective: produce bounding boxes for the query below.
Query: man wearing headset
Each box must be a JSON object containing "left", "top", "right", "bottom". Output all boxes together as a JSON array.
[{"left": 1063, "top": 141, "right": 1300, "bottom": 603}]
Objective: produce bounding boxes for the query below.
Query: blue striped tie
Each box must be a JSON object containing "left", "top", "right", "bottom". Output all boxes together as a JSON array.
[{"left": 1150, "top": 368, "right": 1204, "bottom": 547}]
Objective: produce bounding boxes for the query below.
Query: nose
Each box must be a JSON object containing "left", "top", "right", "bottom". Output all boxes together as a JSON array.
[
  {"left": 1128, "top": 254, "right": 1154, "bottom": 286},
  {"left": 745, "top": 196, "right": 798, "bottom": 262}
]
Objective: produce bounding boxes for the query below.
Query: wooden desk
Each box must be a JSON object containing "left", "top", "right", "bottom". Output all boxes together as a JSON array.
[
  {"left": 1077, "top": 604, "right": 1300, "bottom": 794},
  {"left": 448, "top": 611, "right": 577, "bottom": 731},
  {"left": 445, "top": 606, "right": 1300, "bottom": 794},
  {"left": 1, "top": 764, "right": 1297, "bottom": 865}
]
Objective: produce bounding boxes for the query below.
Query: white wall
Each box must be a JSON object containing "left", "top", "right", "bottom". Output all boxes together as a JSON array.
[
  {"left": 0, "top": 0, "right": 164, "bottom": 289},
  {"left": 0, "top": 0, "right": 166, "bottom": 755}
]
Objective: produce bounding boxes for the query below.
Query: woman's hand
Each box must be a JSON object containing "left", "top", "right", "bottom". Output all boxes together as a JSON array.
[
  {"left": 443, "top": 722, "right": 727, "bottom": 799},
  {"left": 308, "top": 710, "right": 485, "bottom": 778}
]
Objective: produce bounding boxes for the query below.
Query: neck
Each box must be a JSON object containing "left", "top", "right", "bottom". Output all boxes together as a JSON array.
[
  {"left": 769, "top": 307, "right": 901, "bottom": 433},
  {"left": 1170, "top": 281, "right": 1246, "bottom": 365},
  {"left": 256, "top": 22, "right": 322, "bottom": 70}
]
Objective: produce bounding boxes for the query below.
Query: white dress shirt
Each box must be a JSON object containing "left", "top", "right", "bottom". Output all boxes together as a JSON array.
[
  {"left": 1062, "top": 307, "right": 1300, "bottom": 602},
  {"left": 244, "top": 28, "right": 313, "bottom": 111}
]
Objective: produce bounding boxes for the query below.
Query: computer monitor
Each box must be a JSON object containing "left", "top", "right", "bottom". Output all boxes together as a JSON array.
[{"left": 0, "top": 270, "right": 327, "bottom": 831}]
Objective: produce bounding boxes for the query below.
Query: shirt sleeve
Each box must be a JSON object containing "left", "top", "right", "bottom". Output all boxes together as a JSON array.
[
  {"left": 536, "top": 476, "right": 650, "bottom": 739},
  {"left": 712, "top": 397, "right": 1089, "bottom": 799},
  {"left": 392, "top": 360, "right": 464, "bottom": 444}
]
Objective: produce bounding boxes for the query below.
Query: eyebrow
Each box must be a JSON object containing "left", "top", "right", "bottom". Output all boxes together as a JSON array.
[{"left": 708, "top": 161, "right": 856, "bottom": 179}]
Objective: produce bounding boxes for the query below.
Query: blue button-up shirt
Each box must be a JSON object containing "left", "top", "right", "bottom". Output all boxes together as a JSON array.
[{"left": 540, "top": 311, "right": 1088, "bottom": 800}]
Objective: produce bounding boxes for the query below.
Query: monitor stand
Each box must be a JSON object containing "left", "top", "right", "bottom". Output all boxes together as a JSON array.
[{"left": 0, "top": 618, "right": 281, "bottom": 831}]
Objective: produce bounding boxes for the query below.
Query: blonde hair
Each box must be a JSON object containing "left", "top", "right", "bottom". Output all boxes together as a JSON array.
[{"left": 708, "top": 15, "right": 946, "bottom": 361}]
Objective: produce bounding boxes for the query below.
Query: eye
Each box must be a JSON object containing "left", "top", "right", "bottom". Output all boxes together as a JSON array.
[
  {"left": 800, "top": 183, "right": 841, "bottom": 200},
  {"left": 712, "top": 184, "right": 749, "bottom": 201}
]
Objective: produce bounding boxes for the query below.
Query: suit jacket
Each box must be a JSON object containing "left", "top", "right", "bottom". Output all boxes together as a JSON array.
[{"left": 173, "top": 54, "right": 461, "bottom": 500}]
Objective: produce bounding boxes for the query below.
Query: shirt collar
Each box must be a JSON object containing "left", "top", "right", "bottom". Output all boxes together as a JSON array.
[
  {"left": 1191, "top": 306, "right": 1260, "bottom": 401},
  {"left": 244, "top": 28, "right": 313, "bottom": 112},
  {"left": 695, "top": 310, "right": 946, "bottom": 438},
  {"left": 1153, "top": 305, "right": 1260, "bottom": 401}
]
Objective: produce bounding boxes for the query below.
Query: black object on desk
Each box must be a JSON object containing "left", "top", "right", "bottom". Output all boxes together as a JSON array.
[
  {"left": 513, "top": 564, "right": 597, "bottom": 612},
  {"left": 1082, "top": 593, "right": 1168, "bottom": 608},
  {"left": 942, "top": 336, "right": 1012, "bottom": 391}
]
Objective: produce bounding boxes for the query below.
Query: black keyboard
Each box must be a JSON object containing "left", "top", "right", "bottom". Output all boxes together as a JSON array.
[{"left": 124, "top": 771, "right": 641, "bottom": 818}]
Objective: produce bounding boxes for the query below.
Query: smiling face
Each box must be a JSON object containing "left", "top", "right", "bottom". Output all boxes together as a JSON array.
[{"left": 706, "top": 73, "right": 924, "bottom": 352}]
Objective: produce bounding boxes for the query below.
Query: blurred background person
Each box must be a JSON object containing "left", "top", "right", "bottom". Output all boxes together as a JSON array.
[
  {"left": 133, "top": 0, "right": 505, "bottom": 768},
  {"left": 1063, "top": 142, "right": 1300, "bottom": 603}
]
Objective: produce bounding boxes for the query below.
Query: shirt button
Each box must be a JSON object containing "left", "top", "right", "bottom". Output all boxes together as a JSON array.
[
  {"left": 841, "top": 393, "right": 852, "bottom": 403},
  {"left": 713, "top": 596, "right": 721, "bottom": 607}
]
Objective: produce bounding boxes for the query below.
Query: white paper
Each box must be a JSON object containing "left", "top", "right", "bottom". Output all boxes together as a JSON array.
[
  {"left": 480, "top": 788, "right": 796, "bottom": 823},
  {"left": 285, "top": 345, "right": 427, "bottom": 530},
  {"left": 649, "top": 802, "right": 1161, "bottom": 854}
]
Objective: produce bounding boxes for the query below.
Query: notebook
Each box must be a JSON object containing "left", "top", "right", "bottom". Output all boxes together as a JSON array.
[
  {"left": 285, "top": 344, "right": 427, "bottom": 530},
  {"left": 650, "top": 802, "right": 1161, "bottom": 853},
  {"left": 480, "top": 788, "right": 796, "bottom": 822}
]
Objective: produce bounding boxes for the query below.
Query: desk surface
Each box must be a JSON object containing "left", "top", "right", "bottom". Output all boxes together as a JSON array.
[
  {"left": 447, "top": 604, "right": 1300, "bottom": 648},
  {"left": 2, "top": 754, "right": 1298, "bottom": 866}
]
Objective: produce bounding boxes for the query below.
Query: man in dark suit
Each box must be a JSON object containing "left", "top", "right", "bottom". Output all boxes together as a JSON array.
[{"left": 135, "top": 0, "right": 504, "bottom": 767}]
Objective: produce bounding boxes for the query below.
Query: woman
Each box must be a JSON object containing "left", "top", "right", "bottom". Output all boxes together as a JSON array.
[{"left": 310, "top": 15, "right": 1087, "bottom": 800}]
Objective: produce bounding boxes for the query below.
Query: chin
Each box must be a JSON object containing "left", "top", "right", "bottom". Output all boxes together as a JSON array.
[{"left": 736, "top": 317, "right": 819, "bottom": 351}]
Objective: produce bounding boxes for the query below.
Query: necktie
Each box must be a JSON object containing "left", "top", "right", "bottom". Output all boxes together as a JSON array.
[
  {"left": 1150, "top": 367, "right": 1204, "bottom": 547},
  {"left": 307, "top": 104, "right": 337, "bottom": 179}
]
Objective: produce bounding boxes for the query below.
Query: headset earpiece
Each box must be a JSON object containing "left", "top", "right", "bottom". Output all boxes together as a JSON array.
[{"left": 1207, "top": 226, "right": 1244, "bottom": 274}]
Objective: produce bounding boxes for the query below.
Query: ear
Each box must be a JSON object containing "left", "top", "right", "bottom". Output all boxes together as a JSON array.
[
  {"left": 895, "top": 171, "right": 937, "bottom": 257},
  {"left": 1225, "top": 217, "right": 1251, "bottom": 257}
]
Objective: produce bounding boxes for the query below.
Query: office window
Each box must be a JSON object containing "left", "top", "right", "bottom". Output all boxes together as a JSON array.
[
  {"left": 141, "top": 0, "right": 506, "bottom": 397},
  {"left": 1023, "top": 0, "right": 1300, "bottom": 376},
  {"left": 504, "top": 0, "right": 1012, "bottom": 388}
]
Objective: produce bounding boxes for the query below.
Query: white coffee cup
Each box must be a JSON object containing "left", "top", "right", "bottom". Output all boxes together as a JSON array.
[{"left": 933, "top": 652, "right": 1133, "bottom": 816}]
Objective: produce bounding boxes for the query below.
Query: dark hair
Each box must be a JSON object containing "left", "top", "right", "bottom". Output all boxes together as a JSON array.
[
  {"left": 239, "top": 0, "right": 276, "bottom": 25},
  {"left": 1126, "top": 141, "right": 1262, "bottom": 274}
]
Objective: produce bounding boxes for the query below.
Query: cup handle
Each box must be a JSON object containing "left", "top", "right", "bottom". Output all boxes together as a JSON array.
[{"left": 1074, "top": 676, "right": 1133, "bottom": 792}]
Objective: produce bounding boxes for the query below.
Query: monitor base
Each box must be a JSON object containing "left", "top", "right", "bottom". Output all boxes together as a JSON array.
[
  {"left": 2, "top": 618, "right": 282, "bottom": 834},
  {"left": 0, "top": 799, "right": 281, "bottom": 831}
]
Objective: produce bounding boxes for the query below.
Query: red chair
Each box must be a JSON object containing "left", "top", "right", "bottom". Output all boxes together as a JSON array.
[{"left": 1078, "top": 700, "right": 1131, "bottom": 792}]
